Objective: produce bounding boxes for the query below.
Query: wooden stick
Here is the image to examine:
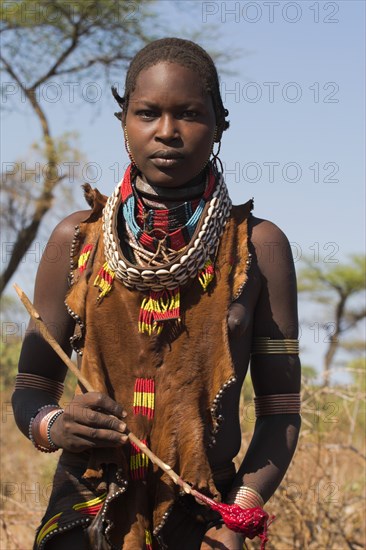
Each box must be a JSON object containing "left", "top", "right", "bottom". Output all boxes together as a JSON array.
[
  {"left": 13, "top": 284, "right": 93, "bottom": 392},
  {"left": 13, "top": 283, "right": 193, "bottom": 495}
]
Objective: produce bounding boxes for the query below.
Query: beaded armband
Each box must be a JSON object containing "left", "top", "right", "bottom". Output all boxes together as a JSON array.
[
  {"left": 15, "top": 373, "right": 64, "bottom": 401},
  {"left": 254, "top": 393, "right": 301, "bottom": 417},
  {"left": 226, "top": 486, "right": 264, "bottom": 509},
  {"left": 29, "top": 405, "right": 64, "bottom": 453},
  {"left": 251, "top": 337, "right": 299, "bottom": 355}
]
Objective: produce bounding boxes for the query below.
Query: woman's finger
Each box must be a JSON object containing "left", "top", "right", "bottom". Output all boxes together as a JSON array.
[
  {"left": 73, "top": 392, "right": 127, "bottom": 419},
  {"left": 64, "top": 424, "right": 129, "bottom": 448},
  {"left": 63, "top": 408, "right": 127, "bottom": 433}
]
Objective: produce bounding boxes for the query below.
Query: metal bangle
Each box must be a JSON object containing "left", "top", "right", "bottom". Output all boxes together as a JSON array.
[
  {"left": 47, "top": 409, "right": 64, "bottom": 450},
  {"left": 28, "top": 405, "right": 61, "bottom": 453}
]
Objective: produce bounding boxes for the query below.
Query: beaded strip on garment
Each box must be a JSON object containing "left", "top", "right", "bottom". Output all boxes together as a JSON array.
[{"left": 36, "top": 493, "right": 107, "bottom": 548}]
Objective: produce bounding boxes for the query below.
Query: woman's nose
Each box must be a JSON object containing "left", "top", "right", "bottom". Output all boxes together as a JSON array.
[{"left": 155, "top": 114, "right": 179, "bottom": 142}]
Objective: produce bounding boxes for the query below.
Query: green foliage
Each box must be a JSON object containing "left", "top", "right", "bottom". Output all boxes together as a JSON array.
[
  {"left": 298, "top": 254, "right": 365, "bottom": 385},
  {"left": 1, "top": 0, "right": 154, "bottom": 85},
  {"left": 301, "top": 364, "right": 318, "bottom": 382},
  {"left": 0, "top": 337, "right": 22, "bottom": 391},
  {"left": 298, "top": 254, "right": 365, "bottom": 297},
  {"left": 0, "top": 0, "right": 159, "bottom": 294}
]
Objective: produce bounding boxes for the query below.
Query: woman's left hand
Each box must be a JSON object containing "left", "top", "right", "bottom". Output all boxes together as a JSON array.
[{"left": 200, "top": 525, "right": 244, "bottom": 550}]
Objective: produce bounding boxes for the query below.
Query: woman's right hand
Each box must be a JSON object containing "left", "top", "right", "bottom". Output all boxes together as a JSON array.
[{"left": 49, "top": 392, "right": 128, "bottom": 452}]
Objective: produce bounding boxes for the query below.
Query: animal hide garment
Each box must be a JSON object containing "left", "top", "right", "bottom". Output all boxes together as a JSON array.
[{"left": 62, "top": 186, "right": 253, "bottom": 549}]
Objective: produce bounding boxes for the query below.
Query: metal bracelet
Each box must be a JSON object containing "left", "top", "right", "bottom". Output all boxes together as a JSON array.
[{"left": 46, "top": 409, "right": 64, "bottom": 450}]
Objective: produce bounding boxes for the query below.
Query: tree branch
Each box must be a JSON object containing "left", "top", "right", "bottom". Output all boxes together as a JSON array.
[
  {"left": 51, "top": 51, "right": 131, "bottom": 77},
  {"left": 0, "top": 54, "right": 27, "bottom": 92},
  {"left": 31, "top": 22, "right": 81, "bottom": 89},
  {"left": 0, "top": 175, "right": 66, "bottom": 294}
]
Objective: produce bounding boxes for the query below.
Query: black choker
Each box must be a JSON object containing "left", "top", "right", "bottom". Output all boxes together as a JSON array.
[{"left": 134, "top": 175, "right": 206, "bottom": 202}]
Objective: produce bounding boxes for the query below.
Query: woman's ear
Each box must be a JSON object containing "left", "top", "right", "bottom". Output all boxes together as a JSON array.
[
  {"left": 114, "top": 111, "right": 123, "bottom": 122},
  {"left": 111, "top": 85, "right": 125, "bottom": 123}
]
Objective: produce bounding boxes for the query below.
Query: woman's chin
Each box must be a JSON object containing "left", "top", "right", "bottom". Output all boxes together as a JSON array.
[{"left": 139, "top": 163, "right": 206, "bottom": 189}]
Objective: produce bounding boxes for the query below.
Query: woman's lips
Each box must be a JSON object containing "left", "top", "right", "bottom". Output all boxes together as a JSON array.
[{"left": 149, "top": 157, "right": 184, "bottom": 168}]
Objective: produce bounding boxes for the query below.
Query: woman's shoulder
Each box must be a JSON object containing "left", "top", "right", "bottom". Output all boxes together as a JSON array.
[
  {"left": 250, "top": 215, "right": 290, "bottom": 245},
  {"left": 48, "top": 209, "right": 92, "bottom": 245},
  {"left": 248, "top": 214, "right": 294, "bottom": 272},
  {"left": 51, "top": 185, "right": 107, "bottom": 245}
]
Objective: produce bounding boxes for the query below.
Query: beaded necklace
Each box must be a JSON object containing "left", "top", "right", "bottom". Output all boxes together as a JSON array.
[
  {"left": 101, "top": 163, "right": 232, "bottom": 334},
  {"left": 124, "top": 170, "right": 215, "bottom": 259}
]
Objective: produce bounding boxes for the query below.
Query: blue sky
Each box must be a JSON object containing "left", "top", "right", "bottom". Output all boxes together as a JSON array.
[{"left": 1, "top": 0, "right": 365, "bottom": 382}]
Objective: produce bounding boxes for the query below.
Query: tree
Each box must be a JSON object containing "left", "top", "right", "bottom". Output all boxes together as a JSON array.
[
  {"left": 0, "top": 0, "right": 154, "bottom": 295},
  {"left": 298, "top": 255, "right": 366, "bottom": 386}
]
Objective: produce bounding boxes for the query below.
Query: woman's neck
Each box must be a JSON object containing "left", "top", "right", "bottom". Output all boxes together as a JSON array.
[{"left": 135, "top": 172, "right": 207, "bottom": 210}]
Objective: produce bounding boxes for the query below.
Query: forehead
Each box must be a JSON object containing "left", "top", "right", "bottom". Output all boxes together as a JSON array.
[{"left": 130, "top": 61, "right": 209, "bottom": 105}]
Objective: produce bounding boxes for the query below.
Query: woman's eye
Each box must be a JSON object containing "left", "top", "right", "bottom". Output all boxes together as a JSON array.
[
  {"left": 182, "top": 111, "right": 198, "bottom": 119},
  {"left": 137, "top": 110, "right": 157, "bottom": 119}
]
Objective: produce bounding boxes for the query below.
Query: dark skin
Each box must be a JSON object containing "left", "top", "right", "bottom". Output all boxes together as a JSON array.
[{"left": 13, "top": 62, "right": 300, "bottom": 549}]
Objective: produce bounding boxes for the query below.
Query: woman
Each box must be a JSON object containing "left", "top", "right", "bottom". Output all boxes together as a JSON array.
[{"left": 12, "top": 38, "right": 301, "bottom": 549}]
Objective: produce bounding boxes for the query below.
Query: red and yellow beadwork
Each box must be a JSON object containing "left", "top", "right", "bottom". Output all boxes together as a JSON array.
[
  {"left": 198, "top": 259, "right": 215, "bottom": 291},
  {"left": 72, "top": 492, "right": 107, "bottom": 516},
  {"left": 94, "top": 262, "right": 115, "bottom": 299},
  {"left": 78, "top": 244, "right": 93, "bottom": 273},
  {"left": 36, "top": 512, "right": 62, "bottom": 547},
  {"left": 36, "top": 493, "right": 107, "bottom": 548},
  {"left": 145, "top": 529, "right": 153, "bottom": 549},
  {"left": 133, "top": 378, "right": 155, "bottom": 420},
  {"left": 138, "top": 289, "right": 180, "bottom": 335},
  {"left": 130, "top": 439, "right": 149, "bottom": 480}
]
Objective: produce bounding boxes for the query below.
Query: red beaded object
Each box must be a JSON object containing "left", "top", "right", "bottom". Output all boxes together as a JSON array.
[
  {"left": 138, "top": 288, "right": 180, "bottom": 335},
  {"left": 192, "top": 491, "right": 274, "bottom": 550}
]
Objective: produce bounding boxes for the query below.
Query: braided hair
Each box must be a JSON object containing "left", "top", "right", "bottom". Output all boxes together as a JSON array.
[{"left": 112, "top": 37, "right": 229, "bottom": 139}]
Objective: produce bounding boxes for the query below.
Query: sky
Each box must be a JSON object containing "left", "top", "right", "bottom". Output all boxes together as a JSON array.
[{"left": 1, "top": 0, "right": 365, "bottom": 383}]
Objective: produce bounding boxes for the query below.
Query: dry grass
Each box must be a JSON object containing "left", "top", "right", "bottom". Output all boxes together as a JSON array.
[
  {"left": 0, "top": 391, "right": 59, "bottom": 550},
  {"left": 237, "top": 376, "right": 366, "bottom": 549},
  {"left": 1, "top": 376, "right": 365, "bottom": 549}
]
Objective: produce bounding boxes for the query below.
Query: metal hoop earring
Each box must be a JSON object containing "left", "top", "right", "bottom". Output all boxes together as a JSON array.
[
  {"left": 124, "top": 127, "right": 137, "bottom": 167},
  {"left": 211, "top": 138, "right": 223, "bottom": 173}
]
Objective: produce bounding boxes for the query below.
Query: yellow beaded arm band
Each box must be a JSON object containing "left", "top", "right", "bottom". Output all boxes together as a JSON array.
[{"left": 251, "top": 337, "right": 299, "bottom": 355}]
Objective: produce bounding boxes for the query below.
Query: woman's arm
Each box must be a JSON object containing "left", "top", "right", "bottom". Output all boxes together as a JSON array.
[
  {"left": 12, "top": 210, "right": 129, "bottom": 451},
  {"left": 202, "top": 217, "right": 301, "bottom": 549},
  {"left": 12, "top": 210, "right": 87, "bottom": 436},
  {"left": 232, "top": 217, "right": 301, "bottom": 501}
]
